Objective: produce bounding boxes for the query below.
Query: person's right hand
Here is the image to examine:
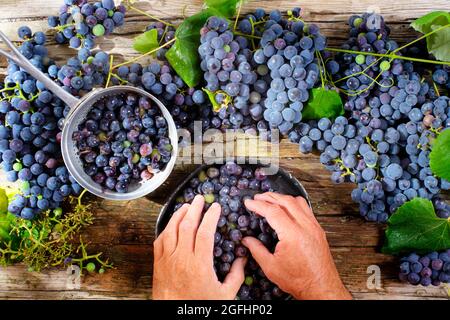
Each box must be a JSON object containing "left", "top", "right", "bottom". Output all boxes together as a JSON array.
[{"left": 243, "top": 192, "right": 352, "bottom": 300}]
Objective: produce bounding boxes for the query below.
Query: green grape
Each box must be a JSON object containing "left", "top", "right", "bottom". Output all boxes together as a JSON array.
[
  {"left": 204, "top": 194, "right": 215, "bottom": 203},
  {"left": 245, "top": 276, "right": 254, "bottom": 286},
  {"left": 86, "top": 262, "right": 96, "bottom": 272},
  {"left": 99, "top": 268, "right": 105, "bottom": 274},
  {"left": 380, "top": 60, "right": 391, "bottom": 71},
  {"left": 54, "top": 207, "right": 63, "bottom": 216},
  {"left": 355, "top": 54, "right": 365, "bottom": 65},
  {"left": 13, "top": 162, "right": 23, "bottom": 171},
  {"left": 198, "top": 170, "right": 207, "bottom": 182},
  {"left": 92, "top": 24, "right": 105, "bottom": 37},
  {"left": 353, "top": 17, "right": 363, "bottom": 28}
]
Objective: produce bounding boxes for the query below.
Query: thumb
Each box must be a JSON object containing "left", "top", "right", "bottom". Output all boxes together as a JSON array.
[
  {"left": 222, "top": 257, "right": 247, "bottom": 294},
  {"left": 242, "top": 237, "right": 273, "bottom": 270}
]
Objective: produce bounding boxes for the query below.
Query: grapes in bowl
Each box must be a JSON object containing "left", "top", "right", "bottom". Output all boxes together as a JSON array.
[
  {"left": 70, "top": 88, "right": 177, "bottom": 200},
  {"left": 157, "top": 162, "right": 311, "bottom": 300}
]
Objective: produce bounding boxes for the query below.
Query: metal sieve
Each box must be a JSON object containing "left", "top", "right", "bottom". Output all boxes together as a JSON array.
[{"left": 0, "top": 30, "right": 178, "bottom": 201}]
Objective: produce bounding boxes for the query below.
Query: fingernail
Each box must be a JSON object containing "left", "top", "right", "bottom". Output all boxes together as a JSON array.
[
  {"left": 194, "top": 194, "right": 203, "bottom": 201},
  {"left": 211, "top": 202, "right": 220, "bottom": 209}
]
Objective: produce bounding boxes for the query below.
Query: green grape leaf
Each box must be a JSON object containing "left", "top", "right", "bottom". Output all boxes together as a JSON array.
[
  {"left": 133, "top": 29, "right": 160, "bottom": 55},
  {"left": 302, "top": 88, "right": 344, "bottom": 121},
  {"left": 382, "top": 198, "right": 450, "bottom": 255},
  {"left": 166, "top": 8, "right": 223, "bottom": 88},
  {"left": 166, "top": 39, "right": 202, "bottom": 88},
  {"left": 204, "top": 0, "right": 242, "bottom": 17},
  {"left": 411, "top": 11, "right": 450, "bottom": 34},
  {"left": 430, "top": 128, "right": 450, "bottom": 181},
  {"left": 427, "top": 24, "right": 450, "bottom": 62},
  {"left": 0, "top": 188, "right": 8, "bottom": 215},
  {"left": 151, "top": 0, "right": 243, "bottom": 88},
  {"left": 0, "top": 188, "right": 12, "bottom": 243},
  {"left": 202, "top": 88, "right": 221, "bottom": 112},
  {"left": 411, "top": 11, "right": 450, "bottom": 62}
]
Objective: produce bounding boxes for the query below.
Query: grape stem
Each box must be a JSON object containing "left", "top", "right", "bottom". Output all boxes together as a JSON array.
[
  {"left": 325, "top": 47, "right": 450, "bottom": 66},
  {"left": 233, "top": 0, "right": 244, "bottom": 31},
  {"left": 105, "top": 54, "right": 114, "bottom": 88},
  {"left": 325, "top": 24, "right": 450, "bottom": 66},
  {"left": 125, "top": 0, "right": 176, "bottom": 27},
  {"left": 233, "top": 32, "right": 262, "bottom": 40},
  {"left": 111, "top": 37, "right": 176, "bottom": 70}
]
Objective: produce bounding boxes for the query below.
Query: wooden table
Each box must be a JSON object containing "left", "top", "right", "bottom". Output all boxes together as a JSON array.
[{"left": 0, "top": 0, "right": 449, "bottom": 300}]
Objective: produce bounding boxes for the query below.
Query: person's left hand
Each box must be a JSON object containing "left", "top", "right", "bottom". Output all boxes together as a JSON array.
[{"left": 153, "top": 195, "right": 247, "bottom": 300}]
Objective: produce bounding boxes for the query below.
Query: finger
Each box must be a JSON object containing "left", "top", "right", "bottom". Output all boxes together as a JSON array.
[
  {"left": 241, "top": 237, "right": 273, "bottom": 271},
  {"left": 244, "top": 199, "right": 292, "bottom": 240},
  {"left": 296, "top": 196, "right": 316, "bottom": 220},
  {"left": 254, "top": 193, "right": 301, "bottom": 224},
  {"left": 195, "top": 202, "right": 221, "bottom": 257},
  {"left": 222, "top": 257, "right": 247, "bottom": 294},
  {"left": 153, "top": 236, "right": 163, "bottom": 261},
  {"left": 160, "top": 204, "right": 189, "bottom": 255},
  {"left": 255, "top": 192, "right": 315, "bottom": 226},
  {"left": 177, "top": 195, "right": 205, "bottom": 252}
]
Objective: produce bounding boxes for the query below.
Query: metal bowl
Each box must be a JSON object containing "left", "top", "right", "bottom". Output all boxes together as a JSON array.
[
  {"left": 62, "top": 86, "right": 178, "bottom": 201},
  {"left": 156, "top": 163, "right": 311, "bottom": 236}
]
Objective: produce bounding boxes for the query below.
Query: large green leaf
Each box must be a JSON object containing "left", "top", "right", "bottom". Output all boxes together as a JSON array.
[
  {"left": 302, "top": 88, "right": 344, "bottom": 120},
  {"left": 411, "top": 11, "right": 450, "bottom": 34},
  {"left": 382, "top": 198, "right": 450, "bottom": 255},
  {"left": 204, "top": 0, "right": 242, "bottom": 17},
  {"left": 0, "top": 188, "right": 12, "bottom": 243},
  {"left": 166, "top": 40, "right": 202, "bottom": 88},
  {"left": 0, "top": 188, "right": 7, "bottom": 215},
  {"left": 133, "top": 29, "right": 160, "bottom": 55},
  {"left": 411, "top": 11, "right": 450, "bottom": 62},
  {"left": 165, "top": 0, "right": 243, "bottom": 88},
  {"left": 427, "top": 24, "right": 450, "bottom": 62},
  {"left": 430, "top": 128, "right": 450, "bottom": 181}
]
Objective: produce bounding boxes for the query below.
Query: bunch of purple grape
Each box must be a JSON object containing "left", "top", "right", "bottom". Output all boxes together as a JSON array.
[
  {"left": 73, "top": 93, "right": 173, "bottom": 193},
  {"left": 145, "top": 21, "right": 176, "bottom": 61},
  {"left": 51, "top": 48, "right": 111, "bottom": 99},
  {"left": 198, "top": 16, "right": 269, "bottom": 133},
  {"left": 48, "top": 0, "right": 126, "bottom": 49},
  {"left": 0, "top": 27, "right": 82, "bottom": 220},
  {"left": 254, "top": 9, "right": 328, "bottom": 135},
  {"left": 399, "top": 250, "right": 450, "bottom": 286},
  {"left": 291, "top": 12, "right": 450, "bottom": 223},
  {"left": 110, "top": 60, "right": 209, "bottom": 130},
  {"left": 173, "top": 163, "right": 288, "bottom": 300}
]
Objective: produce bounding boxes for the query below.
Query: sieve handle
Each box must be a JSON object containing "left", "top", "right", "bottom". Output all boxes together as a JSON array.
[{"left": 0, "top": 30, "right": 79, "bottom": 109}]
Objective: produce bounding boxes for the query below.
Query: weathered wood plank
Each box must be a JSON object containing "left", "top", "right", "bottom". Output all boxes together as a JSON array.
[
  {"left": 1, "top": 246, "right": 448, "bottom": 299},
  {"left": 0, "top": 0, "right": 449, "bottom": 301}
]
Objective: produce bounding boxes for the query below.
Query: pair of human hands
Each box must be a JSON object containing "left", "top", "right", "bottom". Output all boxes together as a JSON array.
[{"left": 153, "top": 192, "right": 351, "bottom": 300}]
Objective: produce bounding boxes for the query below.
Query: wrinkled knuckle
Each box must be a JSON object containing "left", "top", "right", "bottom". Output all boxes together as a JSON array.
[
  {"left": 196, "top": 229, "right": 210, "bottom": 242},
  {"left": 180, "top": 220, "right": 194, "bottom": 232}
]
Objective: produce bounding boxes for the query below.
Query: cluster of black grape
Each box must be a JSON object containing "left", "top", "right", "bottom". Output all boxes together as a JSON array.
[
  {"left": 0, "top": 28, "right": 82, "bottom": 219},
  {"left": 198, "top": 16, "right": 269, "bottom": 133},
  {"left": 399, "top": 250, "right": 450, "bottom": 286},
  {"left": 110, "top": 60, "right": 209, "bottom": 130},
  {"left": 73, "top": 93, "right": 173, "bottom": 193},
  {"left": 54, "top": 48, "right": 111, "bottom": 98},
  {"left": 173, "top": 163, "right": 288, "bottom": 300},
  {"left": 253, "top": 9, "right": 328, "bottom": 135},
  {"left": 145, "top": 22, "right": 176, "bottom": 61},
  {"left": 290, "top": 12, "right": 450, "bottom": 223},
  {"left": 48, "top": 0, "right": 126, "bottom": 49},
  {"left": 432, "top": 66, "right": 449, "bottom": 88}
]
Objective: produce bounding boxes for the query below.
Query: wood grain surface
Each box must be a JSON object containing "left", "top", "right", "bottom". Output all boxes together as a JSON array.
[{"left": 0, "top": 0, "right": 449, "bottom": 300}]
